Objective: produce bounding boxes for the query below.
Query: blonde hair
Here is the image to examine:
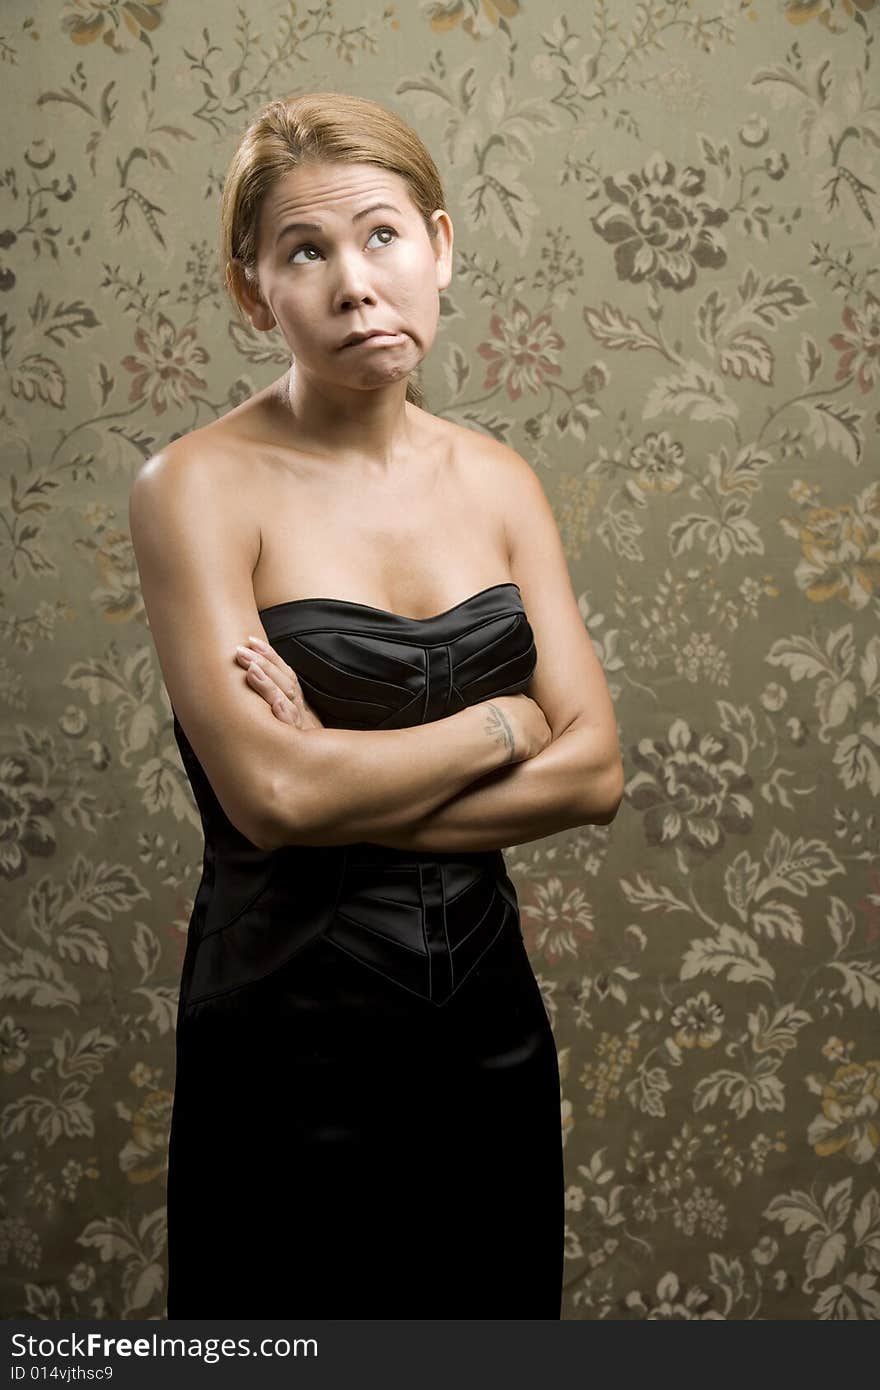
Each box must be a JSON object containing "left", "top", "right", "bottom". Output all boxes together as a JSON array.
[{"left": 220, "top": 91, "right": 449, "bottom": 411}]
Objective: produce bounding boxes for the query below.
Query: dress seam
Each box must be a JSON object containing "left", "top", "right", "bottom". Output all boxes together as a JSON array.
[{"left": 332, "top": 905, "right": 425, "bottom": 956}]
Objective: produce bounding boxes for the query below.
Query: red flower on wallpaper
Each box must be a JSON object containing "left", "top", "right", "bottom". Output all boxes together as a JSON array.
[
  {"left": 829, "top": 289, "right": 880, "bottom": 393},
  {"left": 476, "top": 299, "right": 564, "bottom": 401},
  {"left": 121, "top": 313, "right": 209, "bottom": 414}
]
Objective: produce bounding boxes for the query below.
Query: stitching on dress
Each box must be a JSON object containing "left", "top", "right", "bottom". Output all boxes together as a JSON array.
[
  {"left": 199, "top": 860, "right": 278, "bottom": 940},
  {"left": 458, "top": 644, "right": 537, "bottom": 692},
  {"left": 184, "top": 847, "right": 349, "bottom": 1008},
  {"left": 332, "top": 906, "right": 425, "bottom": 955},
  {"left": 340, "top": 885, "right": 418, "bottom": 908},
  {"left": 297, "top": 632, "right": 425, "bottom": 675},
  {"left": 294, "top": 651, "right": 416, "bottom": 691},
  {"left": 324, "top": 934, "right": 430, "bottom": 1002},
  {"left": 451, "top": 887, "right": 498, "bottom": 950},
  {"left": 418, "top": 862, "right": 431, "bottom": 1000},
  {"left": 434, "top": 915, "right": 509, "bottom": 1009},
  {"left": 444, "top": 872, "right": 493, "bottom": 908},
  {"left": 440, "top": 862, "right": 453, "bottom": 992},
  {"left": 450, "top": 615, "right": 522, "bottom": 671}
]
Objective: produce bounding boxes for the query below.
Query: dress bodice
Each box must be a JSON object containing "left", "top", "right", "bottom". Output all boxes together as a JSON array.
[
  {"left": 256, "top": 580, "right": 536, "bottom": 728},
  {"left": 171, "top": 582, "right": 537, "bottom": 1008}
]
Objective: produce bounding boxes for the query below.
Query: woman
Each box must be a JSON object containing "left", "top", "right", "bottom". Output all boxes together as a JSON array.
[{"left": 129, "top": 91, "right": 623, "bottom": 1319}]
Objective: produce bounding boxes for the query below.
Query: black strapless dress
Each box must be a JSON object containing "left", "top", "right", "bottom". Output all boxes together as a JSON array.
[{"left": 165, "top": 582, "right": 564, "bottom": 1318}]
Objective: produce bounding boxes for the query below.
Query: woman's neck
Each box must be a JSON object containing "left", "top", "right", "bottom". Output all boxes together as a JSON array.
[{"left": 274, "top": 366, "right": 416, "bottom": 474}]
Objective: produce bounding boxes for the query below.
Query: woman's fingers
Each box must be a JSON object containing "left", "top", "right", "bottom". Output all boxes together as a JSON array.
[
  {"left": 235, "top": 647, "right": 301, "bottom": 726},
  {"left": 244, "top": 636, "right": 308, "bottom": 715},
  {"left": 234, "top": 638, "right": 324, "bottom": 729},
  {"left": 250, "top": 663, "right": 301, "bottom": 727},
  {"left": 244, "top": 635, "right": 302, "bottom": 695}
]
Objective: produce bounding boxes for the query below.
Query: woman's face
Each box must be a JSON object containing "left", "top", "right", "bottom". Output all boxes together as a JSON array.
[{"left": 245, "top": 160, "right": 453, "bottom": 396}]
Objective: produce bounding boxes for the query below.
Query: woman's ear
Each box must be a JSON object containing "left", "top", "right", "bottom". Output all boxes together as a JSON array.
[
  {"left": 430, "top": 210, "right": 454, "bottom": 294},
  {"left": 230, "top": 258, "right": 276, "bottom": 331}
]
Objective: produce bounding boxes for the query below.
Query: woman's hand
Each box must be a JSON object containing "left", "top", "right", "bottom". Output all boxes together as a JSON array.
[{"left": 234, "top": 636, "right": 325, "bottom": 730}]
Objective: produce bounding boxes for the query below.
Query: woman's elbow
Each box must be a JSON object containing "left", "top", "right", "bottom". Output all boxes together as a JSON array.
[
  {"left": 579, "top": 758, "right": 625, "bottom": 827},
  {"left": 600, "top": 762, "right": 625, "bottom": 823},
  {"left": 256, "top": 767, "right": 336, "bottom": 851}
]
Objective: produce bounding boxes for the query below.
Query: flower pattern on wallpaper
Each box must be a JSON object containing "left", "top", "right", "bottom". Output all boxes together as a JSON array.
[
  {"left": 61, "top": 1, "right": 168, "bottom": 53},
  {"left": 0, "top": 0, "right": 878, "bottom": 1322},
  {"left": 830, "top": 290, "right": 880, "bottom": 392},
  {"left": 121, "top": 313, "right": 209, "bottom": 414},
  {"left": 422, "top": 0, "right": 521, "bottom": 40},
  {"left": 778, "top": 0, "right": 876, "bottom": 30},
  {"left": 477, "top": 298, "right": 564, "bottom": 399},
  {"left": 591, "top": 153, "right": 730, "bottom": 290}
]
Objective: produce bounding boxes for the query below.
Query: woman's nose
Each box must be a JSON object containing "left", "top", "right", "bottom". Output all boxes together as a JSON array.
[{"left": 332, "top": 252, "right": 376, "bottom": 311}]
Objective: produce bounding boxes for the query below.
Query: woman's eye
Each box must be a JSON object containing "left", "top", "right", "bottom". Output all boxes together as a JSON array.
[
  {"left": 369, "top": 226, "right": 396, "bottom": 248},
  {"left": 289, "top": 227, "right": 396, "bottom": 264}
]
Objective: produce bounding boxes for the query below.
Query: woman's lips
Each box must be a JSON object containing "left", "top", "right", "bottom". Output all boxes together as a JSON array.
[{"left": 342, "top": 332, "right": 407, "bottom": 349}]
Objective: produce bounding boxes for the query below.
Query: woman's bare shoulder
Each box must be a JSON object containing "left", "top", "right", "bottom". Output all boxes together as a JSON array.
[
  {"left": 132, "top": 409, "right": 263, "bottom": 494},
  {"left": 129, "top": 417, "right": 264, "bottom": 583}
]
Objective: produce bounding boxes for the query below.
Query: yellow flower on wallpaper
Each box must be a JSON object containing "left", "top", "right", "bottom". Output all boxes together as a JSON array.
[
  {"left": 423, "top": 0, "right": 520, "bottom": 38},
  {"left": 782, "top": 0, "right": 875, "bottom": 28},
  {"left": 119, "top": 1089, "right": 174, "bottom": 1185},
  {"left": 807, "top": 1059, "right": 880, "bottom": 1163},
  {"left": 780, "top": 484, "right": 880, "bottom": 610},
  {"left": 61, "top": 0, "right": 167, "bottom": 51}
]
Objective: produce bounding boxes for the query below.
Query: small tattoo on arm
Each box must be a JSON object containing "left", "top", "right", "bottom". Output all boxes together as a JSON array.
[{"left": 484, "top": 701, "right": 516, "bottom": 762}]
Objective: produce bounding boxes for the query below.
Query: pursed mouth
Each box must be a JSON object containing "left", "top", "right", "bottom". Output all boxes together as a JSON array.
[{"left": 340, "top": 331, "right": 405, "bottom": 349}]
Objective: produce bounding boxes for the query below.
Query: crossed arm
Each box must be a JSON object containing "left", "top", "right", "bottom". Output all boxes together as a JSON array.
[
  {"left": 236, "top": 630, "right": 621, "bottom": 851},
  {"left": 322, "top": 712, "right": 620, "bottom": 852}
]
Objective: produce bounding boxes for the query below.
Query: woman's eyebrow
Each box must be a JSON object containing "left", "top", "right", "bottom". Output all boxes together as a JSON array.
[{"left": 275, "top": 201, "right": 403, "bottom": 244}]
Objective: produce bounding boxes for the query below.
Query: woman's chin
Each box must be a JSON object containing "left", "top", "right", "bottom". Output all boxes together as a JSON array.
[{"left": 344, "top": 352, "right": 421, "bottom": 389}]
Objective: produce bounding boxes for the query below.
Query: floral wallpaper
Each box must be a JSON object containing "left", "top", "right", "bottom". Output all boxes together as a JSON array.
[{"left": 1, "top": 0, "right": 879, "bottom": 1321}]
